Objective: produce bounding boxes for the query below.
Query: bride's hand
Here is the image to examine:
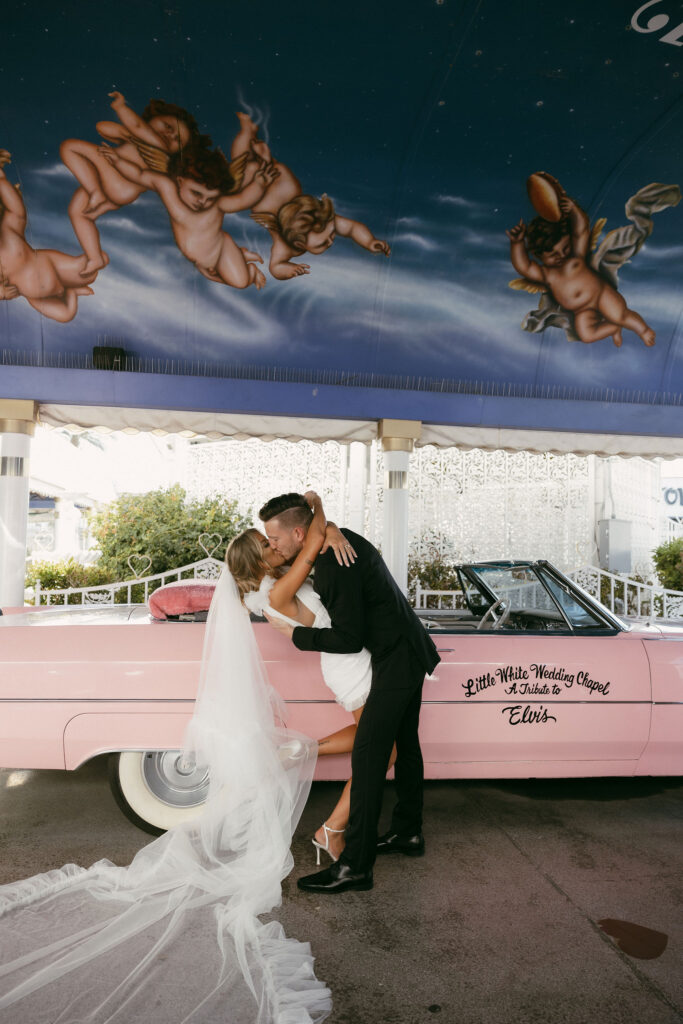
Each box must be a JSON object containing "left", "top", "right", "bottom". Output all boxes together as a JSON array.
[
  {"left": 322, "top": 523, "right": 356, "bottom": 566},
  {"left": 264, "top": 611, "right": 294, "bottom": 639}
]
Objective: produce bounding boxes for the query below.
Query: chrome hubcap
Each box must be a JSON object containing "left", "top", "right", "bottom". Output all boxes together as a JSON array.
[{"left": 142, "top": 751, "right": 210, "bottom": 807}]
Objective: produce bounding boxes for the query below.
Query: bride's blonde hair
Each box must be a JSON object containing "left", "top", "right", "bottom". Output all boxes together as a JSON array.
[{"left": 226, "top": 529, "right": 270, "bottom": 602}]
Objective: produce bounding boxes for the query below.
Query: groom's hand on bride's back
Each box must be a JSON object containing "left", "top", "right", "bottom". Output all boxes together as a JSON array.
[
  {"left": 263, "top": 612, "right": 294, "bottom": 639},
  {"left": 321, "top": 524, "right": 356, "bottom": 566}
]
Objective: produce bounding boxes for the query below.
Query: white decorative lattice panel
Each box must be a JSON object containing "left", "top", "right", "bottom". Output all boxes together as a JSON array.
[
  {"left": 185, "top": 438, "right": 660, "bottom": 574},
  {"left": 367, "top": 445, "right": 594, "bottom": 571},
  {"left": 184, "top": 437, "right": 347, "bottom": 526}
]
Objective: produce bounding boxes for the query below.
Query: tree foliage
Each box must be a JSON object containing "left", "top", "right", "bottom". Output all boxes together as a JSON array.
[
  {"left": 25, "top": 488, "right": 252, "bottom": 603},
  {"left": 89, "top": 485, "right": 251, "bottom": 579},
  {"left": 25, "top": 558, "right": 112, "bottom": 604},
  {"left": 407, "top": 555, "right": 461, "bottom": 606},
  {"left": 652, "top": 537, "right": 683, "bottom": 592}
]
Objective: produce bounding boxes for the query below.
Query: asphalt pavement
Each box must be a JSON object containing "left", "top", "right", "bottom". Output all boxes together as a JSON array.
[{"left": 0, "top": 761, "right": 681, "bottom": 1024}]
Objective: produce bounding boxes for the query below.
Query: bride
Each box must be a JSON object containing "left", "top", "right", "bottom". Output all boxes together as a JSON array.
[
  {"left": 0, "top": 506, "right": 334, "bottom": 1021},
  {"left": 226, "top": 491, "right": 395, "bottom": 865}
]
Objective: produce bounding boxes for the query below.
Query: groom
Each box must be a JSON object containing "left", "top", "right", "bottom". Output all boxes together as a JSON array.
[{"left": 259, "top": 492, "right": 440, "bottom": 894}]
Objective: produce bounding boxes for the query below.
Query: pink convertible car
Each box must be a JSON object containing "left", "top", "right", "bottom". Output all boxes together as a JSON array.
[{"left": 1, "top": 561, "right": 681, "bottom": 834}]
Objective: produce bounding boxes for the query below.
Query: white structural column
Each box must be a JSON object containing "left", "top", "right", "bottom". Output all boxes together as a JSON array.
[
  {"left": 379, "top": 419, "right": 421, "bottom": 594},
  {"left": 346, "top": 441, "right": 368, "bottom": 535},
  {"left": 54, "top": 495, "right": 84, "bottom": 558},
  {"left": 0, "top": 400, "right": 37, "bottom": 608}
]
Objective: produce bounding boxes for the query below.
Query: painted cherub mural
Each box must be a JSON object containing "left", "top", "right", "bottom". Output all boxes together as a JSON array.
[
  {"left": 507, "top": 173, "right": 681, "bottom": 348},
  {"left": 4, "top": 90, "right": 394, "bottom": 323},
  {"left": 0, "top": 151, "right": 100, "bottom": 322},
  {"left": 61, "top": 93, "right": 210, "bottom": 276},
  {"left": 230, "top": 113, "right": 391, "bottom": 279},
  {"left": 100, "top": 143, "right": 276, "bottom": 289}
]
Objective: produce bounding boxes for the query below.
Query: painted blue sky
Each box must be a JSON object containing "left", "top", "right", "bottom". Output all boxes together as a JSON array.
[{"left": 1, "top": 0, "right": 682, "bottom": 409}]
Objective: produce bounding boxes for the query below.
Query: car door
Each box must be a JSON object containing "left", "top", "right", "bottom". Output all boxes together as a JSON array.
[{"left": 420, "top": 564, "right": 652, "bottom": 777}]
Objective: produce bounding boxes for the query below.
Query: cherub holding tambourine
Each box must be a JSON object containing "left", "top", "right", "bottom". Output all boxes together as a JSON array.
[{"left": 506, "top": 173, "right": 671, "bottom": 348}]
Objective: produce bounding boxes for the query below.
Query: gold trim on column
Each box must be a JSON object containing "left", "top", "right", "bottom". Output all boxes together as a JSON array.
[
  {"left": 378, "top": 418, "right": 421, "bottom": 452},
  {"left": 0, "top": 418, "right": 36, "bottom": 436},
  {"left": 0, "top": 399, "right": 38, "bottom": 436},
  {"left": 382, "top": 436, "right": 413, "bottom": 452}
]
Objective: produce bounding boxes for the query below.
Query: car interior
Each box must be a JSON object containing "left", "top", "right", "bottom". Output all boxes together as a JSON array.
[{"left": 417, "top": 562, "right": 617, "bottom": 635}]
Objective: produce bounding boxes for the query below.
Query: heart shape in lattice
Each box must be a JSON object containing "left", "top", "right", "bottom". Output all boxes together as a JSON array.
[
  {"left": 32, "top": 531, "right": 53, "bottom": 552},
  {"left": 198, "top": 533, "right": 223, "bottom": 559},
  {"left": 127, "top": 554, "right": 152, "bottom": 579}
]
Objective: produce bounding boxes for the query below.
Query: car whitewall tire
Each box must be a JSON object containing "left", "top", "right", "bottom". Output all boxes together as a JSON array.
[{"left": 108, "top": 750, "right": 210, "bottom": 835}]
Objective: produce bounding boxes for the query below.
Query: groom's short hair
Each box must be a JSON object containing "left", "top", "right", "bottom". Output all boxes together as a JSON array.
[{"left": 259, "top": 492, "right": 313, "bottom": 530}]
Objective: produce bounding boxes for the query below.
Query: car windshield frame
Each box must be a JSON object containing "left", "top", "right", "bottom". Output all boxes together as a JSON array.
[{"left": 458, "top": 560, "right": 626, "bottom": 634}]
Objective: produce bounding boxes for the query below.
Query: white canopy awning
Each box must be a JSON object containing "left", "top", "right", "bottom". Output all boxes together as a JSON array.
[
  {"left": 38, "top": 405, "right": 377, "bottom": 444},
  {"left": 37, "top": 403, "right": 683, "bottom": 458}
]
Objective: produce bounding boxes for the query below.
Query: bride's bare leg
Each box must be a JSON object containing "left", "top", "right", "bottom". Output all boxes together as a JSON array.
[
  {"left": 315, "top": 706, "right": 396, "bottom": 860},
  {"left": 317, "top": 723, "right": 357, "bottom": 756}
]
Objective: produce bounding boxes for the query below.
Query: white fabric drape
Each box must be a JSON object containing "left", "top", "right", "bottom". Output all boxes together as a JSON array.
[
  {"left": 37, "top": 402, "right": 683, "bottom": 457},
  {"left": 38, "top": 404, "right": 376, "bottom": 444},
  {"left": 0, "top": 572, "right": 331, "bottom": 1024}
]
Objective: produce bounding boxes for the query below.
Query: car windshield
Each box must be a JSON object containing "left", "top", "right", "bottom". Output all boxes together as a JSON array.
[
  {"left": 535, "top": 569, "right": 609, "bottom": 630},
  {"left": 462, "top": 563, "right": 611, "bottom": 631}
]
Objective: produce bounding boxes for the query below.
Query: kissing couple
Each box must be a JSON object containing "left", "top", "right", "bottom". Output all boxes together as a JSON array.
[
  {"left": 226, "top": 489, "right": 441, "bottom": 893},
  {"left": 0, "top": 490, "right": 439, "bottom": 1023}
]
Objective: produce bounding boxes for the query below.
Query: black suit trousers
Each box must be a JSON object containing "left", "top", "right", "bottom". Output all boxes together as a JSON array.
[{"left": 340, "top": 638, "right": 426, "bottom": 872}]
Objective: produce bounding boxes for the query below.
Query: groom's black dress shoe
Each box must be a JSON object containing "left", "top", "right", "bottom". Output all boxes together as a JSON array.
[
  {"left": 376, "top": 831, "right": 425, "bottom": 856},
  {"left": 297, "top": 861, "right": 373, "bottom": 894}
]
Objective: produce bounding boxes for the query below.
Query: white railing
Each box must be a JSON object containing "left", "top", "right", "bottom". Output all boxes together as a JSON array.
[
  {"left": 661, "top": 517, "right": 683, "bottom": 544},
  {"left": 33, "top": 557, "right": 223, "bottom": 607},
  {"left": 414, "top": 588, "right": 464, "bottom": 610},
  {"left": 415, "top": 576, "right": 558, "bottom": 615},
  {"left": 415, "top": 567, "right": 683, "bottom": 621},
  {"left": 568, "top": 566, "right": 683, "bottom": 620},
  {"left": 31, "top": 558, "right": 683, "bottom": 620}
]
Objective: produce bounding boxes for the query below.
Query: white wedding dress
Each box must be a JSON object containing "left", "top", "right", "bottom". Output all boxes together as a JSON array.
[
  {"left": 0, "top": 572, "right": 332, "bottom": 1024},
  {"left": 244, "top": 576, "right": 371, "bottom": 712}
]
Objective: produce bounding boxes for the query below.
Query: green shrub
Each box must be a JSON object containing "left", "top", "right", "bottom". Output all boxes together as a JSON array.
[
  {"left": 89, "top": 485, "right": 251, "bottom": 581},
  {"left": 652, "top": 537, "right": 683, "bottom": 592},
  {"left": 26, "top": 487, "right": 252, "bottom": 604},
  {"left": 26, "top": 558, "right": 112, "bottom": 604},
  {"left": 408, "top": 555, "right": 461, "bottom": 607}
]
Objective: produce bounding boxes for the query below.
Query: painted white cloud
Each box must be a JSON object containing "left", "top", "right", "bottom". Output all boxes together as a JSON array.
[
  {"left": 621, "top": 281, "right": 683, "bottom": 323},
  {"left": 433, "top": 193, "right": 471, "bottom": 207},
  {"left": 288, "top": 250, "right": 539, "bottom": 378},
  {"left": 458, "top": 226, "right": 506, "bottom": 252},
  {"left": 72, "top": 234, "right": 290, "bottom": 357},
  {"left": 102, "top": 215, "right": 166, "bottom": 237},
  {"left": 392, "top": 232, "right": 441, "bottom": 252},
  {"left": 31, "top": 162, "right": 72, "bottom": 179},
  {"left": 636, "top": 242, "right": 683, "bottom": 262},
  {"left": 432, "top": 194, "right": 488, "bottom": 216}
]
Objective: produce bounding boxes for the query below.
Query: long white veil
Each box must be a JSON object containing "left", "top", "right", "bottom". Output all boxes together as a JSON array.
[{"left": 0, "top": 571, "right": 331, "bottom": 1023}]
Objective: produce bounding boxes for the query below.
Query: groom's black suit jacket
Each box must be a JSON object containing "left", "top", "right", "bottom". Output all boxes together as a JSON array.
[{"left": 291, "top": 529, "right": 439, "bottom": 679}]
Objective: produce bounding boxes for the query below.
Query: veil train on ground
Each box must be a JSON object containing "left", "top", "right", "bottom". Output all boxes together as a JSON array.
[{"left": 0, "top": 571, "right": 332, "bottom": 1024}]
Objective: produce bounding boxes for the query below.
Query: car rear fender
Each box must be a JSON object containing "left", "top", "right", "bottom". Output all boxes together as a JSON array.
[{"left": 63, "top": 707, "right": 194, "bottom": 770}]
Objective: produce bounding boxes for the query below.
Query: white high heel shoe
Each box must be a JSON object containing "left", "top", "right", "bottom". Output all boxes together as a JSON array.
[
  {"left": 277, "top": 739, "right": 307, "bottom": 765},
  {"left": 312, "top": 822, "right": 344, "bottom": 865}
]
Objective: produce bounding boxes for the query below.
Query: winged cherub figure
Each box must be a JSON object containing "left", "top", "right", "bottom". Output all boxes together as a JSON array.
[
  {"left": 100, "top": 142, "right": 276, "bottom": 289},
  {"left": 0, "top": 150, "right": 100, "bottom": 322},
  {"left": 60, "top": 92, "right": 212, "bottom": 276},
  {"left": 507, "top": 173, "right": 680, "bottom": 348},
  {"left": 229, "top": 112, "right": 390, "bottom": 280}
]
